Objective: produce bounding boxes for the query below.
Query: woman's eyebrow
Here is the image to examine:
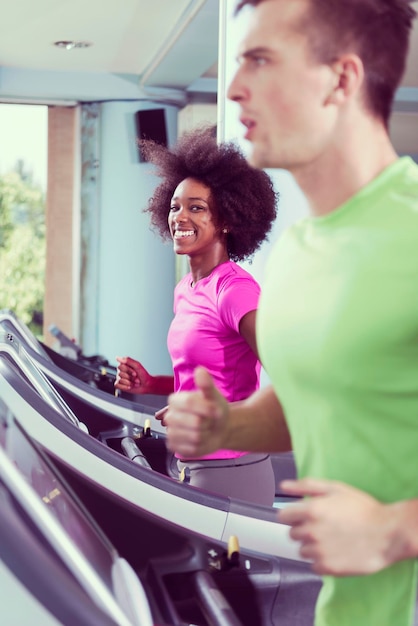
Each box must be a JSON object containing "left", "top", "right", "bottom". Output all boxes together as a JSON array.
[{"left": 170, "top": 196, "right": 209, "bottom": 204}]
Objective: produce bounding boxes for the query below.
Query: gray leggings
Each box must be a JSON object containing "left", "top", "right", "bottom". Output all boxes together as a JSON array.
[{"left": 177, "top": 453, "right": 276, "bottom": 507}]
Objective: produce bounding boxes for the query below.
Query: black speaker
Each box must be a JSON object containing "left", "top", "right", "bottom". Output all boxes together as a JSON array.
[{"left": 135, "top": 108, "right": 168, "bottom": 162}]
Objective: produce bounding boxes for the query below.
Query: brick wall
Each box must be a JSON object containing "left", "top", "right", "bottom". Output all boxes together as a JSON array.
[{"left": 43, "top": 106, "right": 77, "bottom": 346}]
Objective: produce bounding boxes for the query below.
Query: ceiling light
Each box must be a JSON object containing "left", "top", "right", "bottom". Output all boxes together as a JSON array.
[{"left": 53, "top": 41, "right": 92, "bottom": 50}]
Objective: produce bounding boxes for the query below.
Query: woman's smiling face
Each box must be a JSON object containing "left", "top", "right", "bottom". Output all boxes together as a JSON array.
[{"left": 168, "top": 177, "right": 223, "bottom": 257}]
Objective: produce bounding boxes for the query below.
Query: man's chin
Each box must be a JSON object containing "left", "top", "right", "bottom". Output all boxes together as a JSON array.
[{"left": 247, "top": 146, "right": 270, "bottom": 170}]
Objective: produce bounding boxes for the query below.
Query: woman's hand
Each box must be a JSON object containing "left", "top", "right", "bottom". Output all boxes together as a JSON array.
[{"left": 115, "top": 356, "right": 154, "bottom": 394}]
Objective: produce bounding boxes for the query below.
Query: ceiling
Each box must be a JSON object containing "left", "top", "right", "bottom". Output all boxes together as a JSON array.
[
  {"left": 0, "top": 0, "right": 219, "bottom": 105},
  {"left": 0, "top": 0, "right": 417, "bottom": 116}
]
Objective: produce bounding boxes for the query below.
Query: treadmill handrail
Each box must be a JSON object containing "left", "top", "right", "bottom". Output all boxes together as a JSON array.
[
  {"left": 0, "top": 334, "right": 82, "bottom": 429},
  {"left": 0, "top": 445, "right": 136, "bottom": 626},
  {"left": 0, "top": 309, "right": 51, "bottom": 360},
  {"left": 194, "top": 570, "right": 244, "bottom": 626}
]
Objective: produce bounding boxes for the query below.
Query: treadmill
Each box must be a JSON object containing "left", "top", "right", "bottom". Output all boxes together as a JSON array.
[
  {"left": 0, "top": 309, "right": 168, "bottom": 435},
  {"left": 0, "top": 331, "right": 307, "bottom": 561},
  {"left": 0, "top": 310, "right": 297, "bottom": 488},
  {"left": 0, "top": 341, "right": 322, "bottom": 625}
]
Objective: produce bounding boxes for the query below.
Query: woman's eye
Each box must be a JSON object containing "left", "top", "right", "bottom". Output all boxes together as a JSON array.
[{"left": 169, "top": 205, "right": 179, "bottom": 212}]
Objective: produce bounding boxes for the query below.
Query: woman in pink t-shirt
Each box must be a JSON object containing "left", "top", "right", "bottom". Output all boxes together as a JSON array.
[{"left": 115, "top": 126, "right": 278, "bottom": 505}]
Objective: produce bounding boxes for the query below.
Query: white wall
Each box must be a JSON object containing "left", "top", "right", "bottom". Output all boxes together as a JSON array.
[
  {"left": 178, "top": 103, "right": 217, "bottom": 137},
  {"left": 218, "top": 0, "right": 310, "bottom": 385},
  {"left": 95, "top": 101, "right": 178, "bottom": 374},
  {"left": 218, "top": 0, "right": 310, "bottom": 274}
]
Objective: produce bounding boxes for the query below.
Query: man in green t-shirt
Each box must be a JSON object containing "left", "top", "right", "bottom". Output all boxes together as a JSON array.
[{"left": 163, "top": 1, "right": 418, "bottom": 625}]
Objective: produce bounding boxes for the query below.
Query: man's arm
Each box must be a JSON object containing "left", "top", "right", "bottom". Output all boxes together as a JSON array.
[
  {"left": 279, "top": 478, "right": 418, "bottom": 576},
  {"left": 164, "top": 366, "right": 292, "bottom": 458}
]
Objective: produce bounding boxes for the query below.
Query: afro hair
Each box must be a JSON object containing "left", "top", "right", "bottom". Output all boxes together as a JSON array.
[{"left": 140, "top": 125, "right": 278, "bottom": 263}]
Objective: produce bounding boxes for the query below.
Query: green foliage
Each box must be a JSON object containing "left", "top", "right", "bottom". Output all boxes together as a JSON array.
[{"left": 0, "top": 163, "right": 46, "bottom": 338}]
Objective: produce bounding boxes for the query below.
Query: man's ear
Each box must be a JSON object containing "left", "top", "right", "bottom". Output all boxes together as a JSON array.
[{"left": 325, "top": 53, "right": 364, "bottom": 105}]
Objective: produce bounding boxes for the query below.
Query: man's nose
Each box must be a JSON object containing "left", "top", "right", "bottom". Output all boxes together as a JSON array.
[{"left": 227, "top": 66, "right": 245, "bottom": 102}]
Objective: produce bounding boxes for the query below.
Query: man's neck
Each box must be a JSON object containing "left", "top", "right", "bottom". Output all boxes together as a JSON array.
[{"left": 292, "top": 118, "right": 398, "bottom": 217}]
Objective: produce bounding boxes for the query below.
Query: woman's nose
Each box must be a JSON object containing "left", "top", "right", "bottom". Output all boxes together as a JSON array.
[{"left": 173, "top": 207, "right": 187, "bottom": 221}]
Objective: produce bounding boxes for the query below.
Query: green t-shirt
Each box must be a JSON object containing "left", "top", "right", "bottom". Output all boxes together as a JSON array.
[{"left": 258, "top": 157, "right": 418, "bottom": 626}]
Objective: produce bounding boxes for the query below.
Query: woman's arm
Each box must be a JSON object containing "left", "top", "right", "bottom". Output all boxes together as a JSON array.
[
  {"left": 115, "top": 356, "right": 174, "bottom": 395},
  {"left": 238, "top": 309, "right": 259, "bottom": 358}
]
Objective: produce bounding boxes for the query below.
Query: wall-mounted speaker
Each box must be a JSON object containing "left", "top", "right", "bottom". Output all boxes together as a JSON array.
[{"left": 135, "top": 108, "right": 168, "bottom": 162}]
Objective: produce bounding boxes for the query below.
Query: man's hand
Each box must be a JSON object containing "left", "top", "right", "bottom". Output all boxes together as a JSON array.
[
  {"left": 278, "top": 478, "right": 401, "bottom": 576},
  {"left": 164, "top": 366, "right": 229, "bottom": 458},
  {"left": 154, "top": 405, "right": 168, "bottom": 425}
]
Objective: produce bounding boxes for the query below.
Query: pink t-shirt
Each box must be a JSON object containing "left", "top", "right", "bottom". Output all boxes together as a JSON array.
[{"left": 167, "top": 261, "right": 261, "bottom": 460}]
